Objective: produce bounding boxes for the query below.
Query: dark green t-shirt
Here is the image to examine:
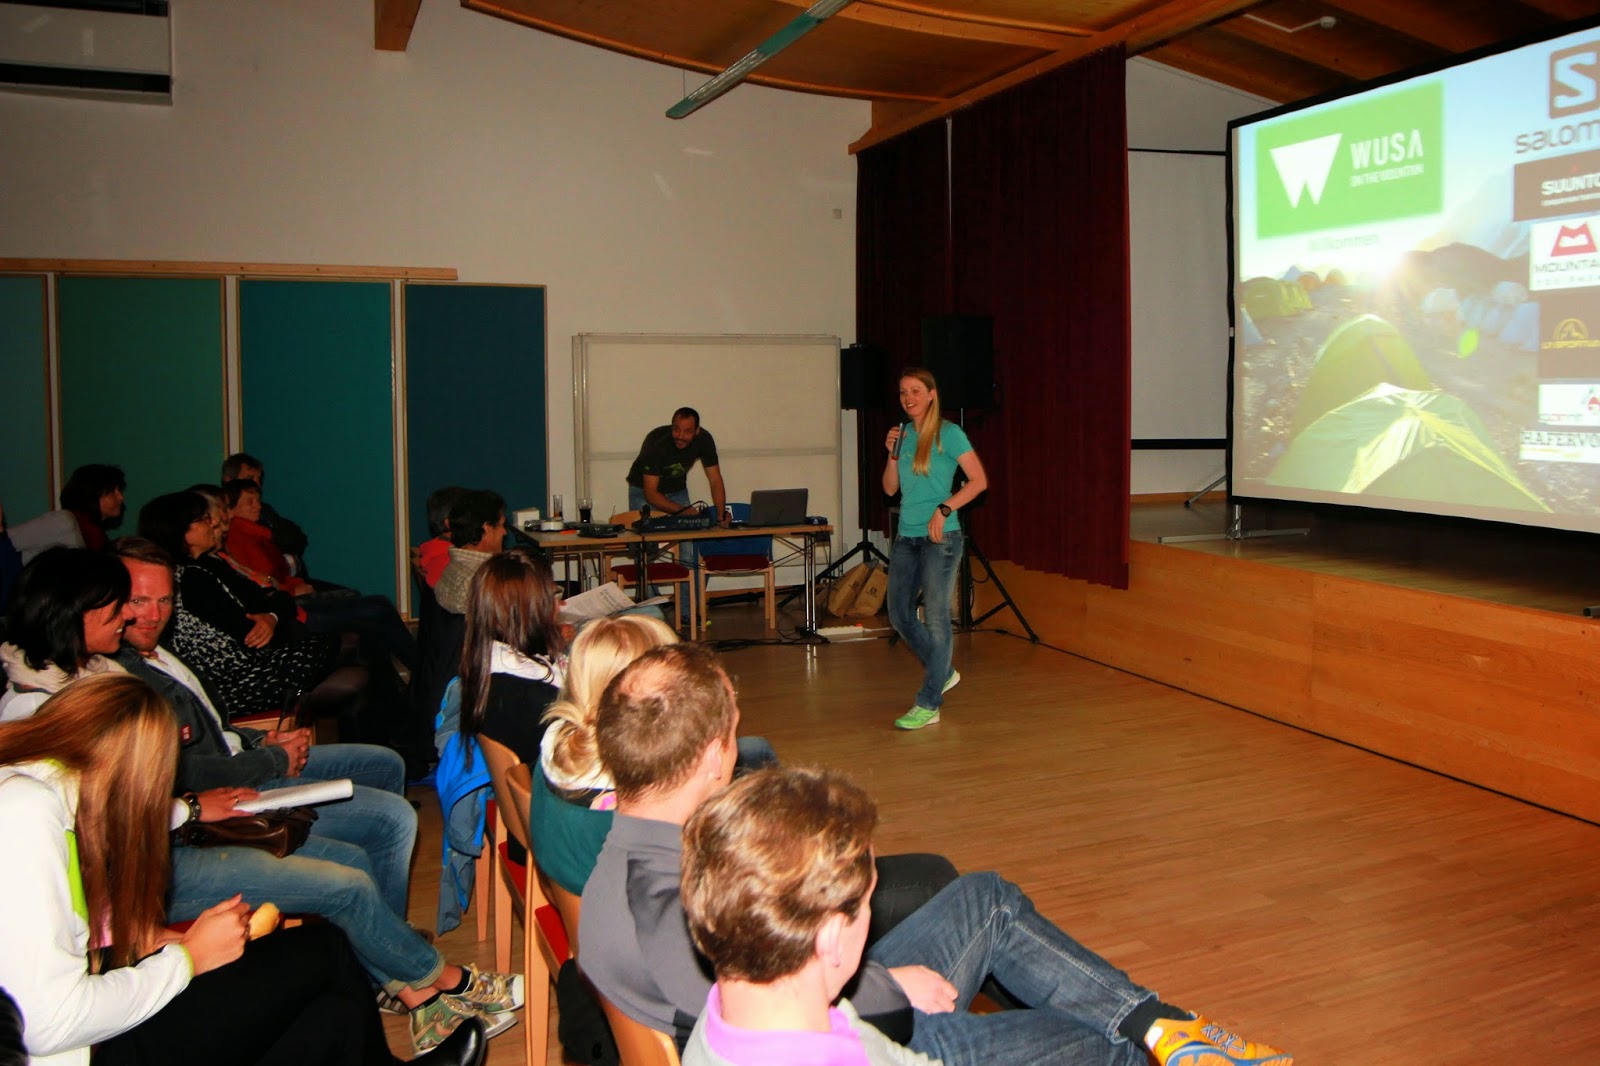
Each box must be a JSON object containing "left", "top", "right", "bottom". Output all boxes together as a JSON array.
[{"left": 625, "top": 425, "right": 720, "bottom": 494}]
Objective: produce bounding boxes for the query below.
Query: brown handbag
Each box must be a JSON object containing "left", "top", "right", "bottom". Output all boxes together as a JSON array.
[{"left": 177, "top": 806, "right": 318, "bottom": 859}]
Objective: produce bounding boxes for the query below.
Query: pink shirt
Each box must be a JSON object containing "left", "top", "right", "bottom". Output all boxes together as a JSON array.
[{"left": 701, "top": 984, "right": 871, "bottom": 1066}]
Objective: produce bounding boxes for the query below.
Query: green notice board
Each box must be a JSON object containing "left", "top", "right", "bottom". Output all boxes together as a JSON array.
[
  {"left": 403, "top": 283, "right": 547, "bottom": 547},
  {"left": 57, "top": 276, "right": 226, "bottom": 528},
  {"left": 0, "top": 276, "right": 51, "bottom": 517},
  {"left": 240, "top": 280, "right": 396, "bottom": 599}
]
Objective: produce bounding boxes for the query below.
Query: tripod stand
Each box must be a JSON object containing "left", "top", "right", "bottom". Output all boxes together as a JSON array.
[
  {"left": 957, "top": 529, "right": 1037, "bottom": 640},
  {"left": 812, "top": 405, "right": 891, "bottom": 584}
]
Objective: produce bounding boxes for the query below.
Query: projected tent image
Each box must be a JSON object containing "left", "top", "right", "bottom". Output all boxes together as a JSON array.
[{"left": 1229, "top": 20, "right": 1600, "bottom": 535}]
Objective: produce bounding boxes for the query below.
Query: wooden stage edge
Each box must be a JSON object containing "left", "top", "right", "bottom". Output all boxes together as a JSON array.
[{"left": 973, "top": 540, "right": 1600, "bottom": 826}]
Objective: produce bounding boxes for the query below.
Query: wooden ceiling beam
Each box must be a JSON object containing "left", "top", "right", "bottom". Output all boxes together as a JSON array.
[
  {"left": 849, "top": 0, "right": 1271, "bottom": 153},
  {"left": 1149, "top": 35, "right": 1345, "bottom": 105},
  {"left": 464, "top": 0, "right": 944, "bottom": 103},
  {"left": 1216, "top": 16, "right": 1418, "bottom": 82},
  {"left": 768, "top": 0, "right": 1086, "bottom": 49},
  {"left": 374, "top": 0, "right": 423, "bottom": 51}
]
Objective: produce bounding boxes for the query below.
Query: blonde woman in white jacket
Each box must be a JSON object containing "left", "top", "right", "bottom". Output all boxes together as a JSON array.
[{"left": 0, "top": 673, "right": 486, "bottom": 1066}]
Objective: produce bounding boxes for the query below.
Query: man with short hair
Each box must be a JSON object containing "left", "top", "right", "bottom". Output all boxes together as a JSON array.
[
  {"left": 110, "top": 536, "right": 525, "bottom": 1054},
  {"left": 680, "top": 767, "right": 937, "bottom": 1066},
  {"left": 625, "top": 407, "right": 730, "bottom": 526},
  {"left": 222, "top": 451, "right": 309, "bottom": 567},
  {"left": 578, "top": 644, "right": 1292, "bottom": 1066},
  {"left": 435, "top": 490, "right": 507, "bottom": 614}
]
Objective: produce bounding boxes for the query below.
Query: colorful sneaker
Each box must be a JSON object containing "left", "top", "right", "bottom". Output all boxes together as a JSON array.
[
  {"left": 447, "top": 963, "right": 525, "bottom": 1013},
  {"left": 894, "top": 705, "right": 940, "bottom": 730},
  {"left": 942, "top": 669, "right": 961, "bottom": 695},
  {"left": 410, "top": 994, "right": 516, "bottom": 1054},
  {"left": 1146, "top": 1014, "right": 1292, "bottom": 1066}
]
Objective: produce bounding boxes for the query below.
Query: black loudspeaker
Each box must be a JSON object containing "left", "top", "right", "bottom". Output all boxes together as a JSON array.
[
  {"left": 920, "top": 315, "right": 995, "bottom": 410},
  {"left": 840, "top": 343, "right": 889, "bottom": 410}
]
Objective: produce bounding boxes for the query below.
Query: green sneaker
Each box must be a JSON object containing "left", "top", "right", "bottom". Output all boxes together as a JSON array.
[
  {"left": 894, "top": 705, "right": 940, "bottom": 730},
  {"left": 410, "top": 994, "right": 516, "bottom": 1055},
  {"left": 448, "top": 963, "right": 525, "bottom": 1013},
  {"left": 942, "top": 669, "right": 961, "bottom": 695}
]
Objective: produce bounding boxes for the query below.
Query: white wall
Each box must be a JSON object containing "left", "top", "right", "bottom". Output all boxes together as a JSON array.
[
  {"left": 1126, "top": 58, "right": 1269, "bottom": 495},
  {"left": 0, "top": 0, "right": 868, "bottom": 532}
]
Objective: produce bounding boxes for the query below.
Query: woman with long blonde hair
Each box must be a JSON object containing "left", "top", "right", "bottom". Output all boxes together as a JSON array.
[
  {"left": 533, "top": 613, "right": 679, "bottom": 895},
  {"left": 881, "top": 367, "right": 989, "bottom": 731},
  {"left": 0, "top": 674, "right": 486, "bottom": 1066}
]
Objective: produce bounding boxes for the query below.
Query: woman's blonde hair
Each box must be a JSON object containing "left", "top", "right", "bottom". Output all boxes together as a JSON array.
[
  {"left": 541, "top": 614, "right": 678, "bottom": 788},
  {"left": 0, "top": 674, "right": 177, "bottom": 970},
  {"left": 900, "top": 366, "right": 944, "bottom": 477}
]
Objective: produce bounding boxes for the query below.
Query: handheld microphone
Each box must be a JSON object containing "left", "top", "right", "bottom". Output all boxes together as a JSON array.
[{"left": 890, "top": 421, "right": 909, "bottom": 460}]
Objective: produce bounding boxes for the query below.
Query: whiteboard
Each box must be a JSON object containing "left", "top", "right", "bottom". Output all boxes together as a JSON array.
[
  {"left": 572, "top": 334, "right": 842, "bottom": 585},
  {"left": 1128, "top": 151, "right": 1229, "bottom": 440}
]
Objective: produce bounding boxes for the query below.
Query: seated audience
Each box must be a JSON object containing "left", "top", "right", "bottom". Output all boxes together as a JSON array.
[
  {"left": 221, "top": 477, "right": 311, "bottom": 594},
  {"left": 222, "top": 478, "right": 419, "bottom": 674},
  {"left": 58, "top": 463, "right": 126, "bottom": 552},
  {"left": 419, "top": 486, "right": 467, "bottom": 589},
  {"left": 138, "top": 490, "right": 338, "bottom": 718},
  {"left": 435, "top": 491, "right": 507, "bottom": 614},
  {"left": 0, "top": 672, "right": 489, "bottom": 1066},
  {"left": 99, "top": 538, "right": 522, "bottom": 1054},
  {"left": 455, "top": 547, "right": 565, "bottom": 765},
  {"left": 680, "top": 767, "right": 938, "bottom": 1066},
  {"left": 222, "top": 452, "right": 309, "bottom": 573},
  {"left": 579, "top": 644, "right": 1292, "bottom": 1066},
  {"left": 0, "top": 548, "right": 131, "bottom": 722}
]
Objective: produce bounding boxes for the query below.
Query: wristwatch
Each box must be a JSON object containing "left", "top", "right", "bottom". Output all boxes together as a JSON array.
[
  {"left": 937, "top": 503, "right": 953, "bottom": 517},
  {"left": 180, "top": 792, "right": 202, "bottom": 825}
]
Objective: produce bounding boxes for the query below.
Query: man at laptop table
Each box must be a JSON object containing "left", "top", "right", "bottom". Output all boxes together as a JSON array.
[{"left": 626, "top": 407, "right": 730, "bottom": 527}]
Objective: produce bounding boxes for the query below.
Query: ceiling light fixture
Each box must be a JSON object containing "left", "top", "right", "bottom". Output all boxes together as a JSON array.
[
  {"left": 1243, "top": 12, "right": 1338, "bottom": 33},
  {"left": 667, "top": 0, "right": 856, "bottom": 119}
]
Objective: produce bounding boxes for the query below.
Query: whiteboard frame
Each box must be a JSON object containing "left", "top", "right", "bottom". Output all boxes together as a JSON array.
[{"left": 572, "top": 334, "right": 842, "bottom": 578}]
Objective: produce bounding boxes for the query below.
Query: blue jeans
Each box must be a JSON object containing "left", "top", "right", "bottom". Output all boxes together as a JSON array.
[
  {"left": 867, "top": 872, "right": 1152, "bottom": 1066},
  {"left": 627, "top": 485, "right": 691, "bottom": 513},
  {"left": 167, "top": 743, "right": 442, "bottom": 992},
  {"left": 888, "top": 530, "right": 964, "bottom": 709},
  {"left": 254, "top": 743, "right": 416, "bottom": 915}
]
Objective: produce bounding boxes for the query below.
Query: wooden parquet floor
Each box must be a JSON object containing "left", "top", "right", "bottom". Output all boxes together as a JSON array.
[{"left": 390, "top": 604, "right": 1600, "bottom": 1063}]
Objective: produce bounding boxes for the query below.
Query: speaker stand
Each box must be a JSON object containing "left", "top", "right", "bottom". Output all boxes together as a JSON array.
[
  {"left": 787, "top": 405, "right": 890, "bottom": 608},
  {"left": 957, "top": 530, "right": 1038, "bottom": 641}
]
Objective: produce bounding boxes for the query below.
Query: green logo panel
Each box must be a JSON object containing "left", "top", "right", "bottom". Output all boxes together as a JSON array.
[{"left": 1255, "top": 83, "right": 1444, "bottom": 238}]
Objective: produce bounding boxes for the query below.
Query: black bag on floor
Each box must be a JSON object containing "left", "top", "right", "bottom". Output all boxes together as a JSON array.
[{"left": 556, "top": 958, "right": 619, "bottom": 1066}]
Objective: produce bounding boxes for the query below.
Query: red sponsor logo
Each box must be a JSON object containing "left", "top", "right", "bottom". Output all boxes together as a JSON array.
[{"left": 1552, "top": 222, "right": 1598, "bottom": 255}]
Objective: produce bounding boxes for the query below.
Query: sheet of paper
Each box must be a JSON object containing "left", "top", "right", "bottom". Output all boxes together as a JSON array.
[
  {"left": 558, "top": 582, "right": 671, "bottom": 623},
  {"left": 235, "top": 777, "right": 354, "bottom": 813}
]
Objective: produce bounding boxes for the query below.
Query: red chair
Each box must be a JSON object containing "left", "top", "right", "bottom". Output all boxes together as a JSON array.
[{"left": 604, "top": 510, "right": 697, "bottom": 635}]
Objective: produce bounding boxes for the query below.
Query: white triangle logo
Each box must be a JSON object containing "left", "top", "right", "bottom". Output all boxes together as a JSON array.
[{"left": 1269, "top": 133, "right": 1342, "bottom": 208}]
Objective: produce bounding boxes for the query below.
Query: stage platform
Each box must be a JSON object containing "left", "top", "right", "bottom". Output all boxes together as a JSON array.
[{"left": 973, "top": 498, "right": 1600, "bottom": 824}]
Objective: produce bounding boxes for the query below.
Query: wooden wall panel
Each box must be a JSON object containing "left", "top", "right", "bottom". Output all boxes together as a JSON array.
[{"left": 982, "top": 543, "right": 1600, "bottom": 823}]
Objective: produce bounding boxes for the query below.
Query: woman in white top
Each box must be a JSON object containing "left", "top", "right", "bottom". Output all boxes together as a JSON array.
[{"left": 0, "top": 673, "right": 486, "bottom": 1066}]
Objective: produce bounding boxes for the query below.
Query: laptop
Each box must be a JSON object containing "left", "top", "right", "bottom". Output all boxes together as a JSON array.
[{"left": 743, "top": 488, "right": 808, "bottom": 527}]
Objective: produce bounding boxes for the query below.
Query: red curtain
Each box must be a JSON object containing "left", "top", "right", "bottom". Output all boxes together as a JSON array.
[
  {"left": 855, "top": 121, "right": 951, "bottom": 536},
  {"left": 855, "top": 46, "right": 1131, "bottom": 588}
]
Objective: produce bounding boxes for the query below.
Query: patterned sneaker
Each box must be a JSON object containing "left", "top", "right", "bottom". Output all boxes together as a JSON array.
[
  {"left": 941, "top": 669, "right": 961, "bottom": 695},
  {"left": 446, "top": 963, "right": 525, "bottom": 1013},
  {"left": 1147, "top": 1014, "right": 1292, "bottom": 1066},
  {"left": 894, "top": 705, "right": 940, "bottom": 730},
  {"left": 410, "top": 994, "right": 517, "bottom": 1054},
  {"left": 375, "top": 988, "right": 407, "bottom": 1015}
]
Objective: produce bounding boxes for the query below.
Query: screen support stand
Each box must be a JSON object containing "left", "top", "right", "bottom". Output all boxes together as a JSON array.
[{"left": 1158, "top": 503, "right": 1309, "bottom": 544}]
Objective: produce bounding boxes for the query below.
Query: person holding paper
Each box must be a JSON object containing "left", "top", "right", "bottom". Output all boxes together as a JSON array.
[
  {"left": 0, "top": 673, "right": 492, "bottom": 1066},
  {"left": 107, "top": 538, "right": 526, "bottom": 1055}
]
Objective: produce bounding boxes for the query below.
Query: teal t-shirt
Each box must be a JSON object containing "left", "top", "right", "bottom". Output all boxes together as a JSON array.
[{"left": 896, "top": 422, "right": 972, "bottom": 538}]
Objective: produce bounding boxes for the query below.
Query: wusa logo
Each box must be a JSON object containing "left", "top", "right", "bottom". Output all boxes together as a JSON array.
[{"left": 1255, "top": 83, "right": 1443, "bottom": 238}]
